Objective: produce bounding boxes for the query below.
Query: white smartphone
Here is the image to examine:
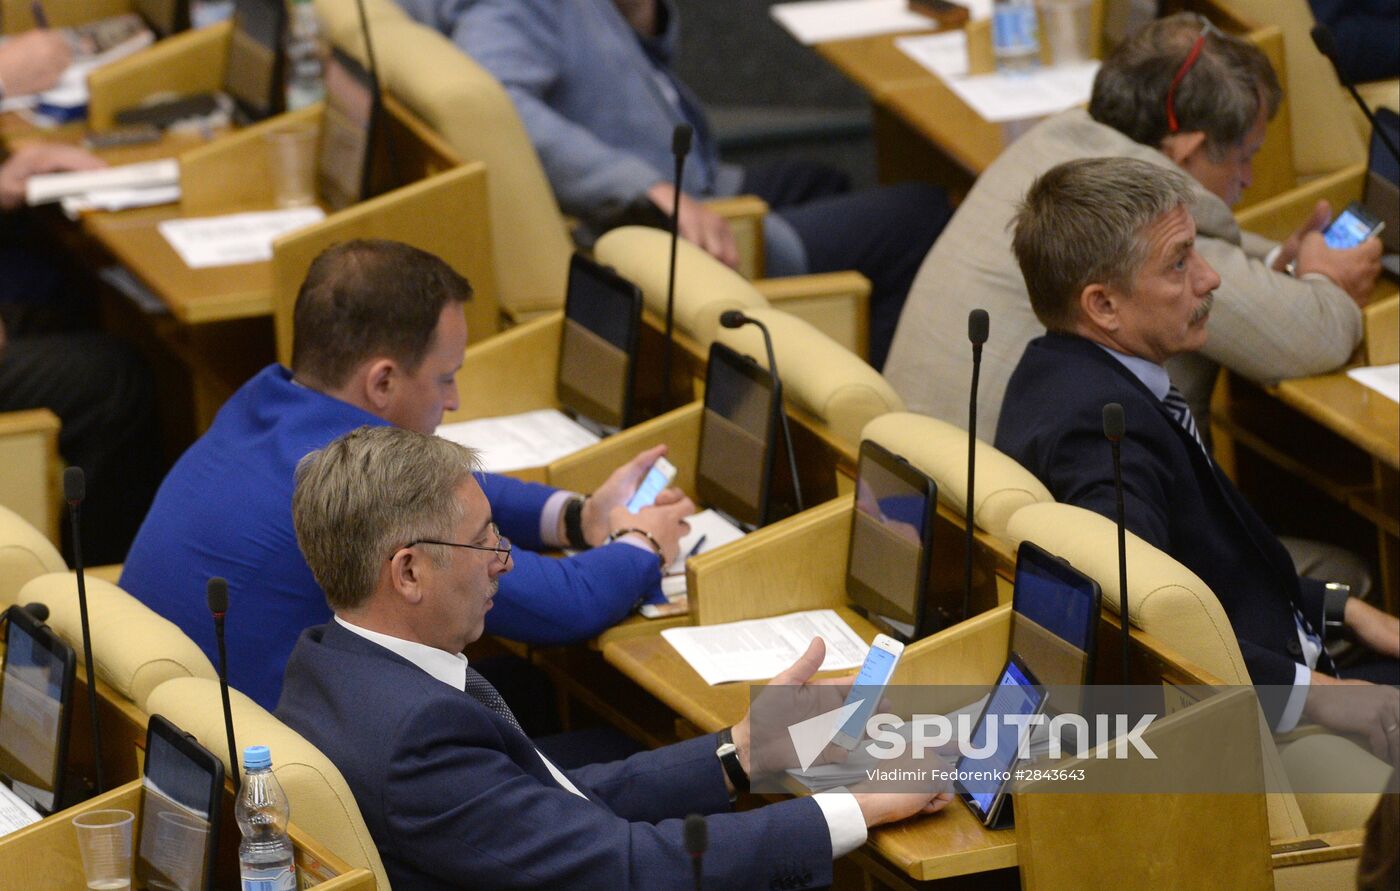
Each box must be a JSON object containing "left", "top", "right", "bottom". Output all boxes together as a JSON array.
[
  {"left": 831, "top": 633, "right": 905, "bottom": 750},
  {"left": 625, "top": 456, "right": 677, "bottom": 513},
  {"left": 1323, "top": 201, "right": 1386, "bottom": 250}
]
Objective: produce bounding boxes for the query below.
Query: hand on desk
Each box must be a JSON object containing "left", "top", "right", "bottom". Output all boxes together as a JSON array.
[
  {"left": 646, "top": 181, "right": 740, "bottom": 270},
  {"left": 0, "top": 30, "right": 71, "bottom": 98},
  {"left": 1294, "top": 230, "right": 1383, "bottom": 306},
  {"left": 0, "top": 142, "right": 105, "bottom": 210},
  {"left": 1304, "top": 673, "right": 1400, "bottom": 764}
]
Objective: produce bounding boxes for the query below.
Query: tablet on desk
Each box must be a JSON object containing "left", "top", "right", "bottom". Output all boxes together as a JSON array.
[
  {"left": 955, "top": 653, "right": 1047, "bottom": 829},
  {"left": 696, "top": 341, "right": 782, "bottom": 531},
  {"left": 0, "top": 606, "right": 76, "bottom": 831},
  {"left": 136, "top": 715, "right": 223, "bottom": 891},
  {"left": 557, "top": 254, "right": 643, "bottom": 434}
]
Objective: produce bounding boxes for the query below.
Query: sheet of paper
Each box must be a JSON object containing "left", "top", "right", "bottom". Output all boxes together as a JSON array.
[
  {"left": 771, "top": 0, "right": 937, "bottom": 45},
  {"left": 668, "top": 509, "right": 748, "bottom": 575},
  {"left": 27, "top": 159, "right": 180, "bottom": 205},
  {"left": 897, "top": 30, "right": 1099, "bottom": 122},
  {"left": 1347, "top": 364, "right": 1400, "bottom": 403},
  {"left": 61, "top": 184, "right": 181, "bottom": 216},
  {"left": 435, "top": 409, "right": 601, "bottom": 472},
  {"left": 661, "top": 609, "right": 869, "bottom": 685},
  {"left": 158, "top": 208, "right": 326, "bottom": 269}
]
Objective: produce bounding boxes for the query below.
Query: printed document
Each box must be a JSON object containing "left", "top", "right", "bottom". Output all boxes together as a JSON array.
[
  {"left": 662, "top": 609, "right": 869, "bottom": 685},
  {"left": 1347, "top": 364, "right": 1400, "bottom": 404},
  {"left": 158, "top": 208, "right": 326, "bottom": 268},
  {"left": 435, "top": 409, "right": 600, "bottom": 472}
]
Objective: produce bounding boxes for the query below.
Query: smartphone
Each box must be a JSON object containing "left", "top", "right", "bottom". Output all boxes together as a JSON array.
[
  {"left": 1323, "top": 201, "right": 1386, "bottom": 250},
  {"left": 625, "top": 456, "right": 677, "bottom": 513},
  {"left": 831, "top": 634, "right": 905, "bottom": 750}
]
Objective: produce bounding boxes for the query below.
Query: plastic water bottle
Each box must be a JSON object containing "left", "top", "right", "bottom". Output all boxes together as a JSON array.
[
  {"left": 992, "top": 0, "right": 1041, "bottom": 74},
  {"left": 236, "top": 746, "right": 298, "bottom": 891},
  {"left": 284, "top": 0, "right": 325, "bottom": 110}
]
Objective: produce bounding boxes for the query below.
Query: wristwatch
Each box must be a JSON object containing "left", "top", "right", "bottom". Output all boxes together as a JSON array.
[
  {"left": 563, "top": 494, "right": 590, "bottom": 550},
  {"left": 715, "top": 727, "right": 748, "bottom": 798},
  {"left": 1322, "top": 582, "right": 1350, "bottom": 634}
]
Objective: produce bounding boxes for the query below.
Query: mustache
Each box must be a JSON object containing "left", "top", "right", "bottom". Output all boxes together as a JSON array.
[{"left": 1189, "top": 293, "right": 1215, "bottom": 325}]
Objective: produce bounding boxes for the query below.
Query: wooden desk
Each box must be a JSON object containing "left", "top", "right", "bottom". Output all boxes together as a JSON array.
[{"left": 1269, "top": 374, "right": 1399, "bottom": 471}]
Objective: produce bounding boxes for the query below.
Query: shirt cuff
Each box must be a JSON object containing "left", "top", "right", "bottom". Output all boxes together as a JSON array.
[
  {"left": 539, "top": 490, "right": 578, "bottom": 549},
  {"left": 612, "top": 534, "right": 660, "bottom": 556},
  {"left": 813, "top": 789, "right": 868, "bottom": 859},
  {"left": 1276, "top": 663, "right": 1312, "bottom": 733},
  {"left": 1264, "top": 244, "right": 1283, "bottom": 272}
]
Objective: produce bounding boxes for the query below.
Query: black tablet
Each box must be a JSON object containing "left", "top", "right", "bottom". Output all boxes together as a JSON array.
[
  {"left": 846, "top": 439, "right": 938, "bottom": 642},
  {"left": 0, "top": 606, "right": 76, "bottom": 817},
  {"left": 318, "top": 46, "right": 382, "bottom": 212},
  {"left": 696, "top": 341, "right": 780, "bottom": 530},
  {"left": 224, "top": 0, "right": 287, "bottom": 123},
  {"left": 136, "top": 715, "right": 224, "bottom": 891},
  {"left": 1010, "top": 540, "right": 1101, "bottom": 686},
  {"left": 557, "top": 254, "right": 643, "bottom": 432},
  {"left": 955, "top": 653, "right": 1047, "bottom": 829}
]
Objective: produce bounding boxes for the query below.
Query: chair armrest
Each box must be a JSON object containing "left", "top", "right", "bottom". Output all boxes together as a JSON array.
[
  {"left": 753, "top": 271, "right": 872, "bottom": 359},
  {"left": 1234, "top": 164, "right": 1367, "bottom": 244},
  {"left": 705, "top": 194, "right": 768, "bottom": 280},
  {"left": 0, "top": 409, "right": 61, "bottom": 546},
  {"left": 87, "top": 20, "right": 233, "bottom": 131}
]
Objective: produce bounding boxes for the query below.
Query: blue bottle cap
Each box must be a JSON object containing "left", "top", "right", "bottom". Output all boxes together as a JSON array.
[{"left": 243, "top": 744, "right": 271, "bottom": 771}]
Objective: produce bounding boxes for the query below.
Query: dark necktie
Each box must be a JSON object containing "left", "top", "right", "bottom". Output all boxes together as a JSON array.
[
  {"left": 463, "top": 666, "right": 524, "bottom": 735},
  {"left": 1162, "top": 385, "right": 1208, "bottom": 457}
]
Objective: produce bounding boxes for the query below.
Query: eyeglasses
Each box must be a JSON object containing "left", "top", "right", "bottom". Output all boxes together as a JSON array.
[
  {"left": 1165, "top": 16, "right": 1222, "bottom": 134},
  {"left": 399, "top": 523, "right": 512, "bottom": 565}
]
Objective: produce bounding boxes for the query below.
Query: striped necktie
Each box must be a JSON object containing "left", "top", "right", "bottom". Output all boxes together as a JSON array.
[
  {"left": 1162, "top": 385, "right": 1209, "bottom": 457},
  {"left": 463, "top": 666, "right": 524, "bottom": 735}
]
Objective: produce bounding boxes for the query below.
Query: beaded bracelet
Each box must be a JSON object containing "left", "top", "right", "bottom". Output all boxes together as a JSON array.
[{"left": 606, "top": 527, "right": 666, "bottom": 568}]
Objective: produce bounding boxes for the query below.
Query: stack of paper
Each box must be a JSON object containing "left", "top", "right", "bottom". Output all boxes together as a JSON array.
[
  {"left": 158, "top": 208, "right": 326, "bottom": 268},
  {"left": 1347, "top": 364, "right": 1400, "bottom": 403},
  {"left": 435, "top": 409, "right": 600, "bottom": 472},
  {"left": 661, "top": 609, "right": 868, "bottom": 685},
  {"left": 896, "top": 29, "right": 1099, "bottom": 122},
  {"left": 26, "top": 159, "right": 181, "bottom": 210}
]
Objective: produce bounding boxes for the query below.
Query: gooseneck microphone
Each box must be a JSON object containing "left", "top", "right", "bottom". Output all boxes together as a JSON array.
[
  {"left": 1311, "top": 25, "right": 1399, "bottom": 164},
  {"left": 64, "top": 466, "right": 104, "bottom": 794},
  {"left": 720, "top": 310, "right": 804, "bottom": 515},
  {"left": 1102, "top": 403, "right": 1130, "bottom": 686},
  {"left": 662, "top": 123, "right": 694, "bottom": 411},
  {"left": 684, "top": 813, "right": 707, "bottom": 891},
  {"left": 207, "top": 577, "right": 240, "bottom": 791},
  {"left": 962, "top": 309, "right": 989, "bottom": 623}
]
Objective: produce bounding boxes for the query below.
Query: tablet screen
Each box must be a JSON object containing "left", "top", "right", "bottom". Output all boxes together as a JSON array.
[{"left": 956, "top": 656, "right": 1045, "bottom": 822}]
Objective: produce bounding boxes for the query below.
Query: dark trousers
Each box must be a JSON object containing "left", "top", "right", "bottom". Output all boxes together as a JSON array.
[{"left": 742, "top": 161, "right": 951, "bottom": 370}]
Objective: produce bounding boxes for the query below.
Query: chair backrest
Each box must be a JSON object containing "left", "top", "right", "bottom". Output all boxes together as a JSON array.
[
  {"left": 145, "top": 676, "right": 391, "bottom": 889},
  {"left": 714, "top": 307, "right": 903, "bottom": 447},
  {"left": 594, "top": 226, "right": 767, "bottom": 345},
  {"left": 21, "top": 573, "right": 217, "bottom": 712},
  {"left": 0, "top": 504, "right": 66, "bottom": 611},
  {"left": 861, "top": 412, "right": 1051, "bottom": 544},
  {"left": 315, "top": 0, "right": 572, "bottom": 317}
]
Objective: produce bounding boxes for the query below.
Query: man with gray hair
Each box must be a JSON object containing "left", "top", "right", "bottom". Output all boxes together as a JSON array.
[
  {"left": 277, "top": 424, "right": 951, "bottom": 890},
  {"left": 885, "top": 12, "right": 1383, "bottom": 438},
  {"left": 996, "top": 157, "right": 1398, "bottom": 753}
]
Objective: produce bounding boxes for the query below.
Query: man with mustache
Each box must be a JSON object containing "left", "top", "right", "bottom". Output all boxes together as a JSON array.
[{"left": 997, "top": 157, "right": 1398, "bottom": 750}]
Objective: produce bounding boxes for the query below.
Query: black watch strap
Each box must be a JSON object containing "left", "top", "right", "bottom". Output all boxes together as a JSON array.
[
  {"left": 563, "top": 495, "right": 590, "bottom": 550},
  {"left": 1322, "top": 583, "right": 1350, "bottom": 632},
  {"left": 716, "top": 727, "right": 748, "bottom": 797}
]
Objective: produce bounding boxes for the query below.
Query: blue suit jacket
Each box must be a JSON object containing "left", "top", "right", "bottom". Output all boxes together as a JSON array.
[
  {"left": 277, "top": 622, "right": 832, "bottom": 890},
  {"left": 995, "top": 335, "right": 1327, "bottom": 689},
  {"left": 121, "top": 364, "right": 660, "bottom": 710}
]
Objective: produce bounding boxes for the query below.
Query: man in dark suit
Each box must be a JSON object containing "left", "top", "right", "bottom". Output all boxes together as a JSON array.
[
  {"left": 277, "top": 424, "right": 950, "bottom": 890},
  {"left": 996, "top": 157, "right": 1399, "bottom": 755}
]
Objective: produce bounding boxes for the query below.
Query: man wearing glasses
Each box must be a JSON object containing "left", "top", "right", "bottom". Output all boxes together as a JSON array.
[
  {"left": 885, "top": 13, "right": 1383, "bottom": 442},
  {"left": 122, "top": 239, "right": 693, "bottom": 712}
]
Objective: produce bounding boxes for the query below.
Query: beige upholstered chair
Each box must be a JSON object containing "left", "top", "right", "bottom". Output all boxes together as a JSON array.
[
  {"left": 145, "top": 677, "right": 391, "bottom": 890},
  {"left": 714, "top": 307, "right": 902, "bottom": 448},
  {"left": 21, "top": 573, "right": 216, "bottom": 712},
  {"left": 861, "top": 412, "right": 1052, "bottom": 546},
  {"left": 0, "top": 504, "right": 67, "bottom": 611},
  {"left": 1005, "top": 501, "right": 1389, "bottom": 839}
]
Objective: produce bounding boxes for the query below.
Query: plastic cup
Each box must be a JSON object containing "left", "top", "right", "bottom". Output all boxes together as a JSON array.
[
  {"left": 264, "top": 126, "right": 319, "bottom": 208},
  {"left": 148, "top": 810, "right": 210, "bottom": 890},
  {"left": 1037, "top": 0, "right": 1093, "bottom": 66},
  {"left": 73, "top": 808, "right": 134, "bottom": 890}
]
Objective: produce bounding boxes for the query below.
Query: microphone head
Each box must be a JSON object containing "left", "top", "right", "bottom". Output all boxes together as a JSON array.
[
  {"left": 1310, "top": 24, "right": 1337, "bottom": 60},
  {"left": 1102, "top": 402, "right": 1125, "bottom": 442},
  {"left": 22, "top": 602, "right": 49, "bottom": 623},
  {"left": 206, "top": 577, "right": 229, "bottom": 616},
  {"left": 719, "top": 310, "right": 748, "bottom": 329},
  {"left": 683, "top": 813, "right": 707, "bottom": 855},
  {"left": 968, "top": 309, "right": 989, "bottom": 346},
  {"left": 672, "top": 123, "right": 693, "bottom": 158},
  {"left": 63, "top": 466, "right": 85, "bottom": 504}
]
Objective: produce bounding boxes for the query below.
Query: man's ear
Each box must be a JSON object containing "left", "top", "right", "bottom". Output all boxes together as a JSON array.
[
  {"left": 388, "top": 548, "right": 426, "bottom": 605},
  {"left": 1077, "top": 282, "right": 1121, "bottom": 334},
  {"left": 1159, "top": 130, "right": 1208, "bottom": 168},
  {"left": 361, "top": 358, "right": 398, "bottom": 413}
]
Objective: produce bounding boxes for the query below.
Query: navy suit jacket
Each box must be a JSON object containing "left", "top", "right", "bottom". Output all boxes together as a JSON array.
[
  {"left": 277, "top": 622, "right": 833, "bottom": 890},
  {"left": 995, "top": 334, "right": 1328, "bottom": 688}
]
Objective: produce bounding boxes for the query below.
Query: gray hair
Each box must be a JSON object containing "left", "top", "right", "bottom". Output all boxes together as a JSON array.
[
  {"left": 1011, "top": 157, "right": 1196, "bottom": 331},
  {"left": 291, "top": 425, "right": 481, "bottom": 612},
  {"left": 1089, "top": 13, "right": 1281, "bottom": 159}
]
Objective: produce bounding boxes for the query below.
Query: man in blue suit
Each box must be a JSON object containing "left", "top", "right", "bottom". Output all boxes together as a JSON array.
[
  {"left": 122, "top": 239, "right": 694, "bottom": 710},
  {"left": 278, "top": 424, "right": 950, "bottom": 889},
  {"left": 996, "top": 158, "right": 1399, "bottom": 755}
]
